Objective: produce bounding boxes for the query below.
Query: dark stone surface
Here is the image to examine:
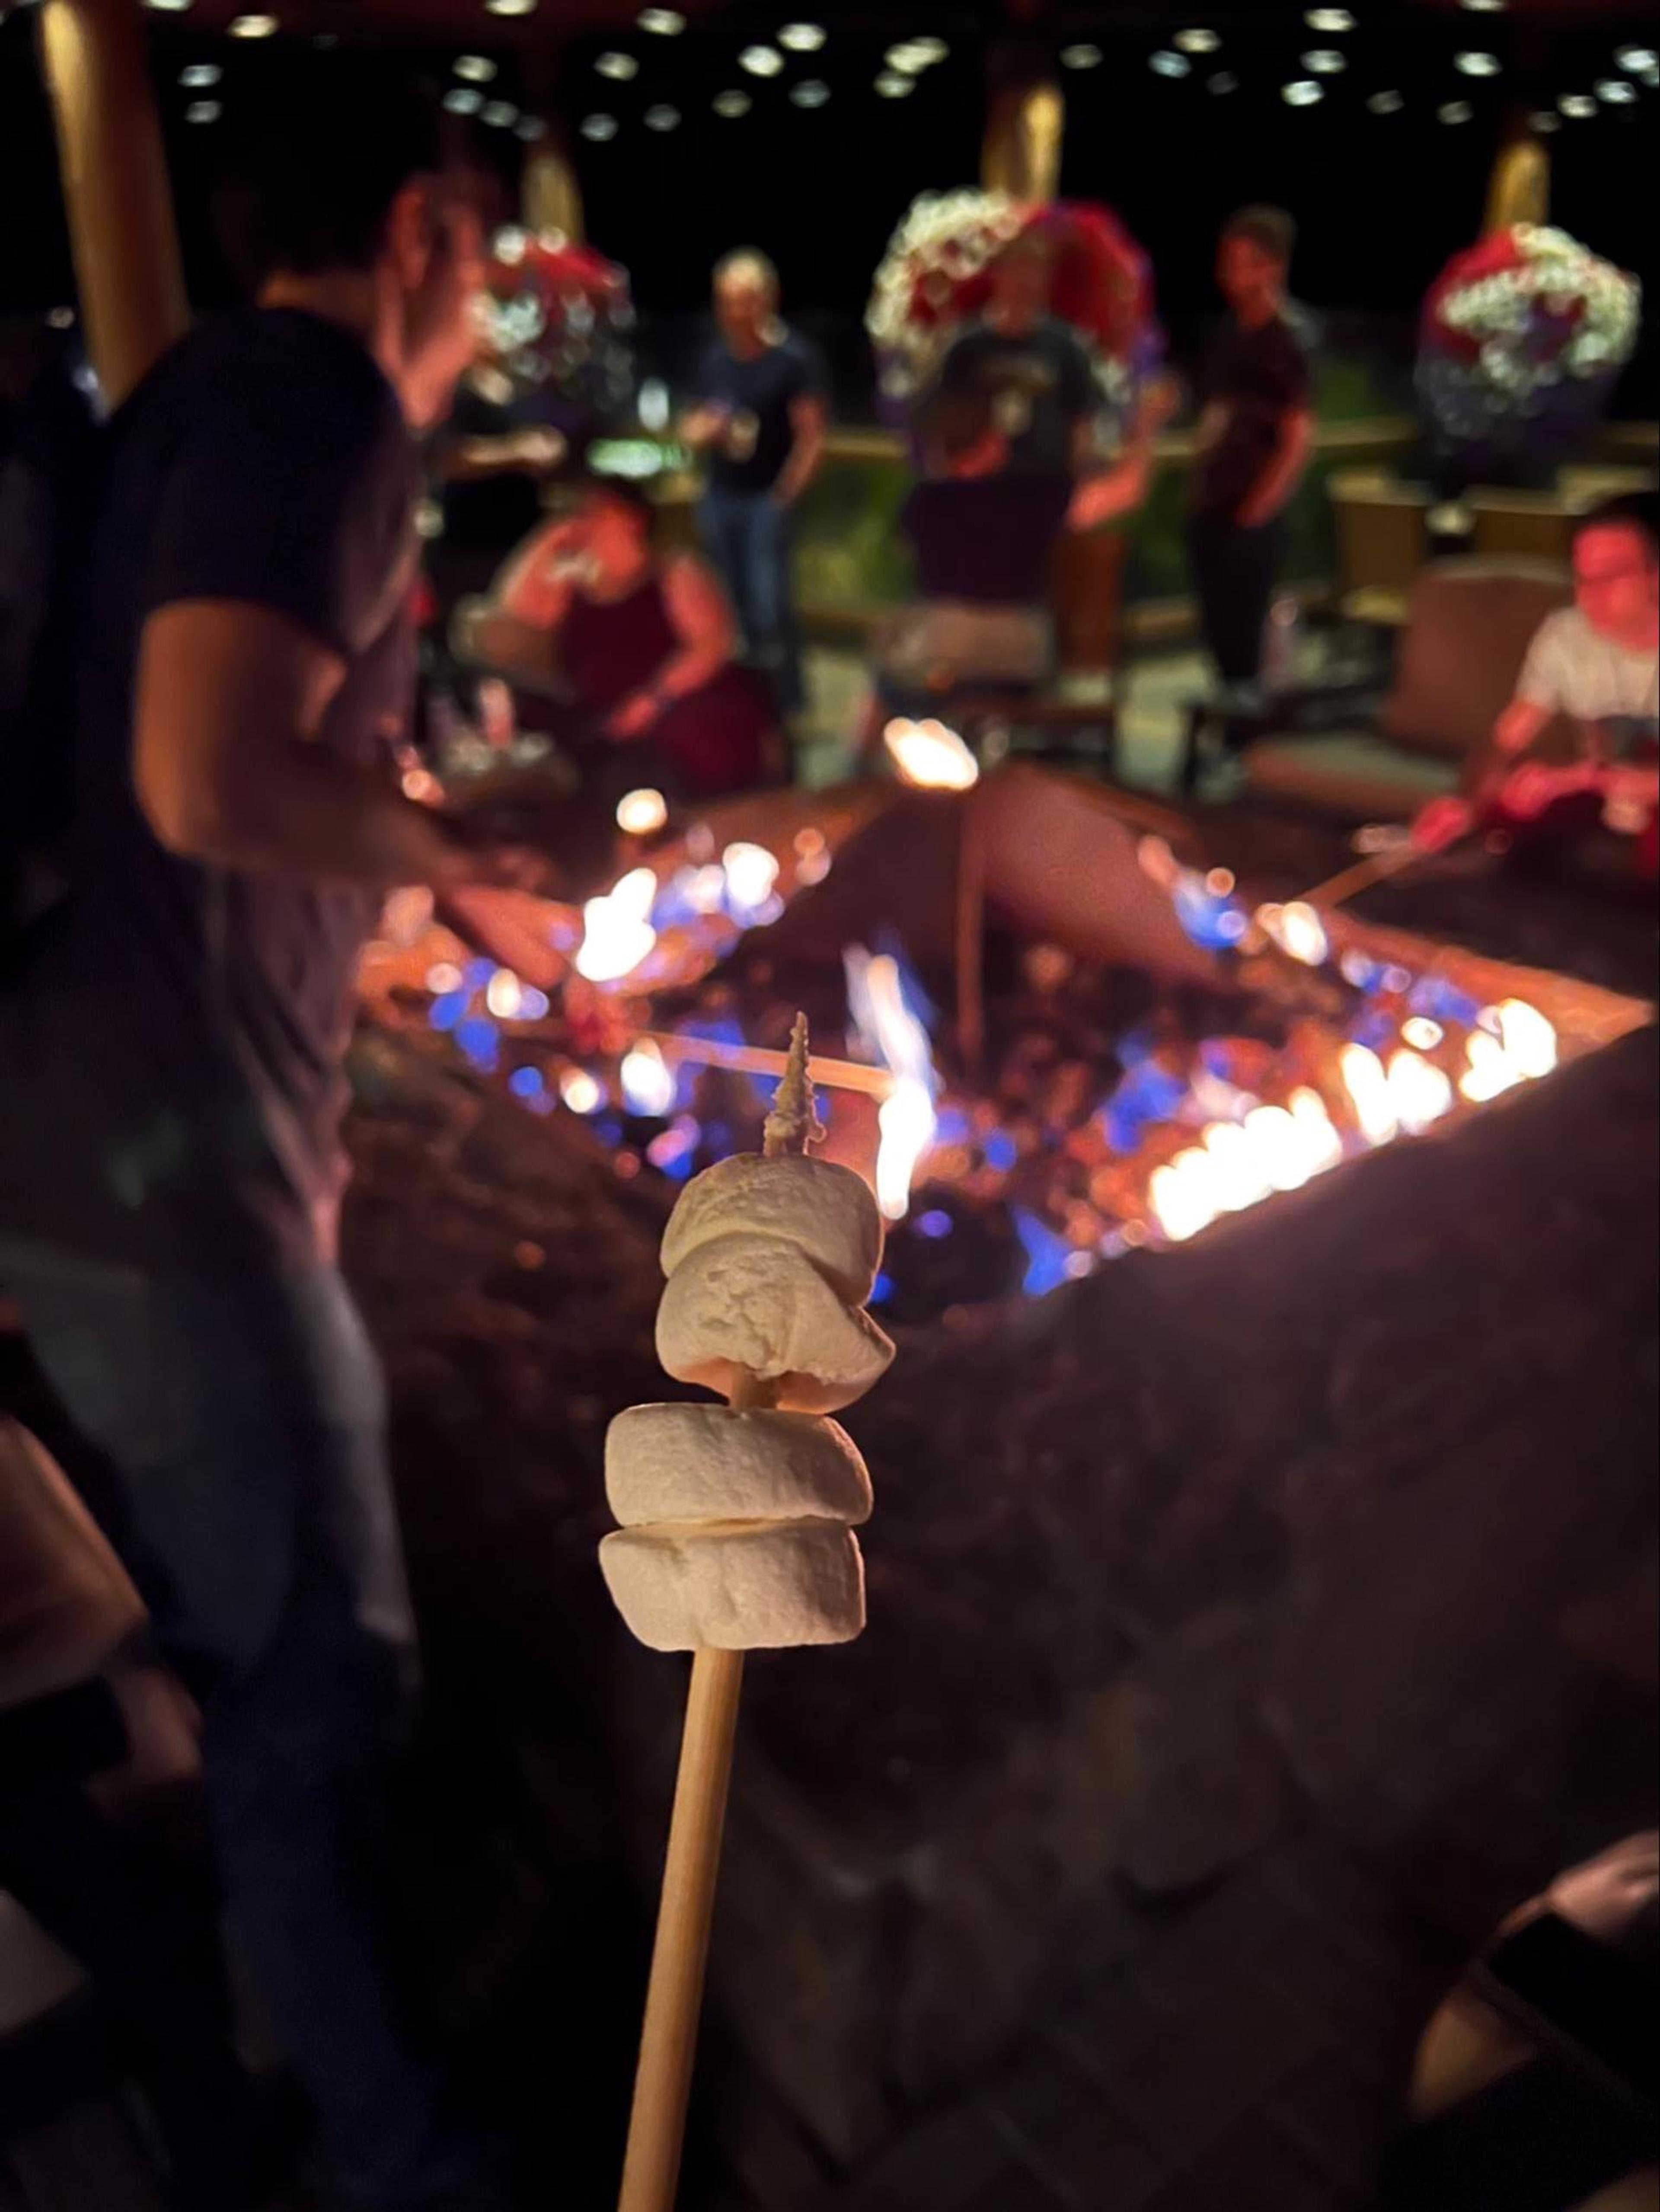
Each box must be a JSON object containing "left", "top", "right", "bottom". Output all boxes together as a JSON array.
[{"left": 333, "top": 993, "right": 1656, "bottom": 2198}]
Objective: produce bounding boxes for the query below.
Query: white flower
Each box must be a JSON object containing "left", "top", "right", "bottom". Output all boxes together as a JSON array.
[{"left": 1435, "top": 224, "right": 1640, "bottom": 412}]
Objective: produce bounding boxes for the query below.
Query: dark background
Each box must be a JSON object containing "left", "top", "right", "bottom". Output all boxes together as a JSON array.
[{"left": 3, "top": 0, "right": 1657, "bottom": 411}]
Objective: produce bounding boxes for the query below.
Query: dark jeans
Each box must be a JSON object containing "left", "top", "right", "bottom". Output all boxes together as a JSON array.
[
  {"left": 1185, "top": 511, "right": 1284, "bottom": 687},
  {"left": 698, "top": 485, "right": 803, "bottom": 716},
  {"left": 0, "top": 1237, "right": 473, "bottom": 2211}
]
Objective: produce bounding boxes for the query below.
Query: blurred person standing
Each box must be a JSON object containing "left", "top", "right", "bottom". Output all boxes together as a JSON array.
[
  {"left": 933, "top": 229, "right": 1100, "bottom": 477},
  {"left": 0, "top": 61, "right": 542, "bottom": 2212},
  {"left": 1185, "top": 206, "right": 1314, "bottom": 698},
  {"left": 680, "top": 249, "right": 827, "bottom": 721}
]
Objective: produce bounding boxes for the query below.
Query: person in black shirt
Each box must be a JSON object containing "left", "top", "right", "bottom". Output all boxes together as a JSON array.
[
  {"left": 680, "top": 249, "right": 827, "bottom": 719},
  {"left": 868, "top": 383, "right": 1162, "bottom": 726},
  {"left": 0, "top": 64, "right": 541, "bottom": 2212},
  {"left": 1185, "top": 206, "right": 1314, "bottom": 692},
  {"left": 932, "top": 231, "right": 1100, "bottom": 477}
]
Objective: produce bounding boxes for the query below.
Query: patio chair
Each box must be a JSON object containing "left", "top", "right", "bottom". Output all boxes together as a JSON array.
[
  {"left": 1466, "top": 491, "right": 1581, "bottom": 570},
  {"left": 1329, "top": 470, "right": 1433, "bottom": 629},
  {"left": 1235, "top": 559, "right": 1572, "bottom": 822}
]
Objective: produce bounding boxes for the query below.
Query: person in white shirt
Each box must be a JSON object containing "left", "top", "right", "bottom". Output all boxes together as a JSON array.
[{"left": 1414, "top": 493, "right": 1659, "bottom": 859}]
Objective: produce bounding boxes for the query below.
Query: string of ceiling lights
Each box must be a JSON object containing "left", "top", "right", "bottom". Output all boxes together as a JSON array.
[
  {"left": 145, "top": 3, "right": 1658, "bottom": 142},
  {"left": 564, "top": 8, "right": 1656, "bottom": 148}
]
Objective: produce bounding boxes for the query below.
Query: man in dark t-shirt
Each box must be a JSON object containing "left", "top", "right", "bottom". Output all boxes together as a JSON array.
[
  {"left": 0, "top": 67, "right": 536, "bottom": 2212},
  {"left": 1185, "top": 206, "right": 1314, "bottom": 691},
  {"left": 681, "top": 249, "right": 828, "bottom": 718},
  {"left": 933, "top": 231, "right": 1100, "bottom": 477}
]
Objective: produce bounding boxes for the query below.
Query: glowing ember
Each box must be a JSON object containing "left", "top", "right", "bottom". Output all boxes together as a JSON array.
[
  {"left": 575, "top": 866, "right": 658, "bottom": 983},
  {"left": 616, "top": 787, "right": 668, "bottom": 836},
  {"left": 1339, "top": 1042, "right": 1398, "bottom": 1146},
  {"left": 620, "top": 1038, "right": 677, "bottom": 1117},
  {"left": 559, "top": 1067, "right": 603, "bottom": 1114},
  {"left": 1242, "top": 1102, "right": 1318, "bottom": 1192},
  {"left": 1459, "top": 1028, "right": 1525, "bottom": 1104},
  {"left": 1491, "top": 999, "right": 1558, "bottom": 1081},
  {"left": 1385, "top": 1048, "right": 1455, "bottom": 1133},
  {"left": 1401, "top": 1015, "right": 1444, "bottom": 1052},
  {"left": 1258, "top": 899, "right": 1329, "bottom": 967},
  {"left": 721, "top": 841, "right": 780, "bottom": 911},
  {"left": 1149, "top": 1147, "right": 1223, "bottom": 1242},
  {"left": 845, "top": 944, "right": 939, "bottom": 1220},
  {"left": 1202, "top": 1121, "right": 1274, "bottom": 1211},
  {"left": 485, "top": 967, "right": 525, "bottom": 1019},
  {"left": 882, "top": 716, "right": 980, "bottom": 792}
]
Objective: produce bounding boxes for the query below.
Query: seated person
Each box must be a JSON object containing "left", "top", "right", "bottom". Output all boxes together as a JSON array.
[
  {"left": 872, "top": 381, "right": 1167, "bottom": 716},
  {"left": 487, "top": 475, "right": 775, "bottom": 802},
  {"left": 1413, "top": 494, "right": 1659, "bottom": 875}
]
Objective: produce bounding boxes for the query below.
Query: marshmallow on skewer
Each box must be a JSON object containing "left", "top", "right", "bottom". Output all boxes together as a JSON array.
[
  {"left": 655, "top": 1232, "right": 894, "bottom": 1413},
  {"left": 607, "top": 1404, "right": 872, "bottom": 1529},
  {"left": 601, "top": 1520, "right": 865, "bottom": 1653},
  {"left": 600, "top": 1013, "right": 887, "bottom": 1653}
]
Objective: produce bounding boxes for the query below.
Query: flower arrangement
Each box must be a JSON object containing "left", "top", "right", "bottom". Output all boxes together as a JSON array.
[
  {"left": 866, "top": 190, "right": 1161, "bottom": 415},
  {"left": 866, "top": 189, "right": 1030, "bottom": 405},
  {"left": 479, "top": 227, "right": 635, "bottom": 417},
  {"left": 1416, "top": 224, "right": 1640, "bottom": 460}
]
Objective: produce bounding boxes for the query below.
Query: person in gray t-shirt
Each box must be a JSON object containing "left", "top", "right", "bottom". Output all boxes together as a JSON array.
[{"left": 1414, "top": 493, "right": 1659, "bottom": 856}]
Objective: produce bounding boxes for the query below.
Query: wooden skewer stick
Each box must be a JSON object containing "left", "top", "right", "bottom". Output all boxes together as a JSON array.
[
  {"left": 641, "top": 1031, "right": 894, "bottom": 1101},
  {"left": 616, "top": 1020, "right": 816, "bottom": 2212},
  {"left": 1300, "top": 839, "right": 1429, "bottom": 912}
]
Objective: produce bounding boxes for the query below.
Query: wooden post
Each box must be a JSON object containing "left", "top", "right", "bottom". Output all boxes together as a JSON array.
[
  {"left": 1484, "top": 125, "right": 1549, "bottom": 236},
  {"left": 983, "top": 27, "right": 1063, "bottom": 202},
  {"left": 524, "top": 137, "right": 584, "bottom": 244},
  {"left": 39, "top": 0, "right": 188, "bottom": 408}
]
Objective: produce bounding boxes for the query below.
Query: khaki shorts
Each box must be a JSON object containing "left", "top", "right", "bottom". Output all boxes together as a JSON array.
[{"left": 877, "top": 600, "right": 1053, "bottom": 693}]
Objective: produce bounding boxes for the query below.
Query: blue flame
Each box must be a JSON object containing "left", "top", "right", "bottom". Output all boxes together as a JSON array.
[
  {"left": 1098, "top": 1057, "right": 1188, "bottom": 1154},
  {"left": 428, "top": 989, "right": 468, "bottom": 1033},
  {"left": 455, "top": 1017, "right": 500, "bottom": 1071},
  {"left": 1012, "top": 1207, "right": 1071, "bottom": 1297}
]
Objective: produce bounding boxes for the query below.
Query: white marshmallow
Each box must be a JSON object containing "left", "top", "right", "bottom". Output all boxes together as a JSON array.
[
  {"left": 655, "top": 1232, "right": 894, "bottom": 1414},
  {"left": 599, "top": 1520, "right": 865, "bottom": 1651},
  {"left": 661, "top": 1153, "right": 883, "bottom": 1306},
  {"left": 607, "top": 1404, "right": 872, "bottom": 1529}
]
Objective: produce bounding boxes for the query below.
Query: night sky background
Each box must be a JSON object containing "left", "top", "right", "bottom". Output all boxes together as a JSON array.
[{"left": 3, "top": 1, "right": 1657, "bottom": 409}]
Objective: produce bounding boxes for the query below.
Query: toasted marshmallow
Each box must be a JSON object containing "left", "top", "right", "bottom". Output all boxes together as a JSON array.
[
  {"left": 655, "top": 1233, "right": 894, "bottom": 1414},
  {"left": 607, "top": 1404, "right": 872, "bottom": 1529},
  {"left": 599, "top": 1520, "right": 865, "bottom": 1651},
  {"left": 661, "top": 1153, "right": 883, "bottom": 1306}
]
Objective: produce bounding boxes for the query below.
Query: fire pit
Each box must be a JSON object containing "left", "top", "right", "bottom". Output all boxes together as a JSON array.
[
  {"left": 358, "top": 766, "right": 1647, "bottom": 1329},
  {"left": 342, "top": 769, "right": 1655, "bottom": 2196}
]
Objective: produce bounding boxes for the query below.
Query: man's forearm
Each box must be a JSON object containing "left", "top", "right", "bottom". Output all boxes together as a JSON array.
[
  {"left": 172, "top": 741, "right": 468, "bottom": 890},
  {"left": 774, "top": 430, "right": 824, "bottom": 507}
]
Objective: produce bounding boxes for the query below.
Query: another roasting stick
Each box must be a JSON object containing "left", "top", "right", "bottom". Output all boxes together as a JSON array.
[
  {"left": 955, "top": 788, "right": 988, "bottom": 1083},
  {"left": 1299, "top": 839, "right": 1432, "bottom": 912},
  {"left": 616, "top": 1024, "right": 819, "bottom": 2212},
  {"left": 641, "top": 1031, "right": 895, "bottom": 1101}
]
